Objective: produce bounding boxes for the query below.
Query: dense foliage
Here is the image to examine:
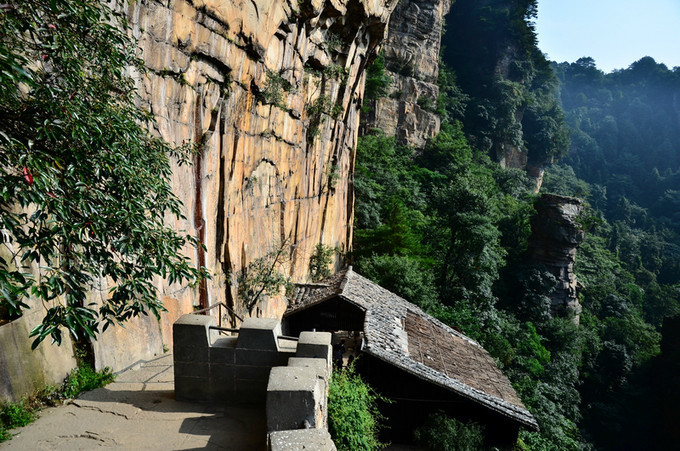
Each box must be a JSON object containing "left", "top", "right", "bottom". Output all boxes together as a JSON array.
[
  {"left": 353, "top": 123, "right": 588, "bottom": 449},
  {"left": 545, "top": 55, "right": 680, "bottom": 448},
  {"left": 442, "top": 0, "right": 569, "bottom": 164},
  {"left": 354, "top": 3, "right": 679, "bottom": 450},
  {"left": 328, "top": 365, "right": 386, "bottom": 451},
  {"left": 0, "top": 1, "right": 207, "bottom": 347},
  {"left": 413, "top": 412, "right": 485, "bottom": 451},
  {"left": 363, "top": 53, "right": 392, "bottom": 105}
]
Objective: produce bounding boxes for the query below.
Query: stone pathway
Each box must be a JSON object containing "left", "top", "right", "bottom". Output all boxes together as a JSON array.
[{"left": 0, "top": 354, "right": 266, "bottom": 450}]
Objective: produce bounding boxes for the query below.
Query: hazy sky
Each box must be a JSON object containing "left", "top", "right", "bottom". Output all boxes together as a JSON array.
[{"left": 535, "top": 0, "right": 680, "bottom": 73}]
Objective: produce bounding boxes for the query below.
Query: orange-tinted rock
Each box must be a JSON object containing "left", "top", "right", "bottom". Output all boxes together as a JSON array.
[
  {"left": 128, "top": 0, "right": 396, "bottom": 326},
  {"left": 0, "top": 0, "right": 397, "bottom": 389}
]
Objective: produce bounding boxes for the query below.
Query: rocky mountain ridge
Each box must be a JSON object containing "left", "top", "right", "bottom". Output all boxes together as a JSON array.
[
  {"left": 361, "top": 0, "right": 449, "bottom": 148},
  {"left": 0, "top": 0, "right": 399, "bottom": 399},
  {"left": 1, "top": 0, "right": 582, "bottom": 405}
]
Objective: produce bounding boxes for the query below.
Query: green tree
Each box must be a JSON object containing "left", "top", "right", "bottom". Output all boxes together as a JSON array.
[
  {"left": 414, "top": 412, "right": 485, "bottom": 451},
  {"left": 237, "top": 244, "right": 291, "bottom": 313},
  {"left": 430, "top": 175, "right": 505, "bottom": 305},
  {"left": 353, "top": 132, "right": 424, "bottom": 230},
  {"left": 328, "top": 366, "right": 386, "bottom": 451},
  {"left": 0, "top": 0, "right": 208, "bottom": 348},
  {"left": 442, "top": 0, "right": 569, "bottom": 164},
  {"left": 363, "top": 53, "right": 391, "bottom": 103},
  {"left": 308, "top": 243, "right": 338, "bottom": 282},
  {"left": 357, "top": 254, "right": 439, "bottom": 312}
]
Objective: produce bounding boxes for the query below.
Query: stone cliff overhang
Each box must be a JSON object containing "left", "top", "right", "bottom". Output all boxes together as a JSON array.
[{"left": 284, "top": 267, "right": 539, "bottom": 431}]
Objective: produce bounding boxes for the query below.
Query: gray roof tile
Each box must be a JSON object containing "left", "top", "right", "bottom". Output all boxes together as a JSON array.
[{"left": 286, "top": 267, "right": 538, "bottom": 429}]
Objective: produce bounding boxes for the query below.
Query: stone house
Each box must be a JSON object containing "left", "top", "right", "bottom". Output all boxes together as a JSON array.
[{"left": 284, "top": 267, "right": 538, "bottom": 446}]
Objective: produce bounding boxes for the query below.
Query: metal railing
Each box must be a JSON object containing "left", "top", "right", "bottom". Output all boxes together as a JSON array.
[
  {"left": 209, "top": 325, "right": 240, "bottom": 333},
  {"left": 193, "top": 302, "right": 243, "bottom": 329}
]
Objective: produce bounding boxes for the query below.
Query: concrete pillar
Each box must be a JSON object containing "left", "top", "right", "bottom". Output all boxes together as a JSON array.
[
  {"left": 237, "top": 318, "right": 282, "bottom": 351},
  {"left": 295, "top": 331, "right": 332, "bottom": 363},
  {"left": 266, "top": 366, "right": 323, "bottom": 431},
  {"left": 287, "top": 357, "right": 330, "bottom": 428},
  {"left": 173, "top": 314, "right": 214, "bottom": 402},
  {"left": 234, "top": 318, "right": 294, "bottom": 403}
]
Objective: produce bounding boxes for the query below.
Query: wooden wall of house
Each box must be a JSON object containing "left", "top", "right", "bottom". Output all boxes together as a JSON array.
[{"left": 356, "top": 354, "right": 523, "bottom": 447}]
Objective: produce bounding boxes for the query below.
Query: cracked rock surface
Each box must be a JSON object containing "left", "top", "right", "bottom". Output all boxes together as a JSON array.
[{"left": 0, "top": 354, "right": 265, "bottom": 450}]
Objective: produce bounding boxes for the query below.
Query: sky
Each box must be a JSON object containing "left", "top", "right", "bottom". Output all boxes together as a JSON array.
[{"left": 535, "top": 0, "right": 680, "bottom": 73}]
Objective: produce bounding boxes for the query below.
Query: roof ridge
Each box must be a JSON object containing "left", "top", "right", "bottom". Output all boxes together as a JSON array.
[{"left": 339, "top": 265, "right": 353, "bottom": 293}]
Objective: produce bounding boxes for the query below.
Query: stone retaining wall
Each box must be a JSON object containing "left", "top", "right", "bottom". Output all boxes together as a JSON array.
[
  {"left": 173, "top": 314, "right": 296, "bottom": 403},
  {"left": 172, "top": 314, "right": 335, "bottom": 449}
]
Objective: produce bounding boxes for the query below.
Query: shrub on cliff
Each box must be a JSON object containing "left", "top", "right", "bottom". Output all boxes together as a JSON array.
[
  {"left": 363, "top": 53, "right": 391, "bottom": 104},
  {"left": 0, "top": 364, "right": 115, "bottom": 442},
  {"left": 0, "top": 0, "right": 208, "bottom": 348}
]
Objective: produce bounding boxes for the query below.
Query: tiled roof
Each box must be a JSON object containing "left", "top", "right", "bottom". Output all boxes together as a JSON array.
[{"left": 286, "top": 267, "right": 538, "bottom": 429}]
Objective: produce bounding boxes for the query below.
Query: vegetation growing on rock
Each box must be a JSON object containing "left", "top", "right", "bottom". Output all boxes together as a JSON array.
[
  {"left": 0, "top": 364, "right": 115, "bottom": 442},
  {"left": 0, "top": 0, "right": 208, "bottom": 347}
]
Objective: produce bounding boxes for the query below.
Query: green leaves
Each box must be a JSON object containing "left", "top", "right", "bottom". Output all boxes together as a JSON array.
[
  {"left": 363, "top": 53, "right": 391, "bottom": 104},
  {"left": 413, "top": 412, "right": 484, "bottom": 451},
  {"left": 328, "top": 366, "right": 386, "bottom": 451},
  {"left": 236, "top": 243, "right": 291, "bottom": 313},
  {"left": 441, "top": 0, "right": 569, "bottom": 163},
  {"left": 308, "top": 243, "right": 338, "bottom": 282},
  {"left": 1, "top": 0, "right": 208, "bottom": 345}
]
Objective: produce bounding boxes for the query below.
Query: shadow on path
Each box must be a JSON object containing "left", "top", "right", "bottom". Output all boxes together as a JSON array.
[{"left": 1, "top": 354, "right": 266, "bottom": 450}]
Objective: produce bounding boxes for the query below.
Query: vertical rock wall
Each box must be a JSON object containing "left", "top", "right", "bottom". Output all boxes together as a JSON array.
[
  {"left": 0, "top": 243, "right": 78, "bottom": 402},
  {"left": 1, "top": 0, "right": 397, "bottom": 396},
  {"left": 527, "top": 194, "right": 585, "bottom": 320},
  {"left": 2, "top": 0, "right": 398, "bottom": 389},
  {"left": 0, "top": 308, "right": 77, "bottom": 402},
  {"left": 361, "top": 0, "right": 449, "bottom": 148},
  {"left": 125, "top": 0, "right": 395, "bottom": 325}
]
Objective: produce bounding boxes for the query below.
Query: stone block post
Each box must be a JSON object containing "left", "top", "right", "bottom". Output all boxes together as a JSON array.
[
  {"left": 234, "top": 318, "right": 293, "bottom": 403},
  {"left": 173, "top": 314, "right": 214, "bottom": 402},
  {"left": 266, "top": 331, "right": 332, "bottom": 431},
  {"left": 265, "top": 330, "right": 334, "bottom": 449},
  {"left": 173, "top": 315, "right": 295, "bottom": 404},
  {"left": 295, "top": 331, "right": 332, "bottom": 361},
  {"left": 287, "top": 356, "right": 331, "bottom": 427},
  {"left": 266, "top": 366, "right": 323, "bottom": 431}
]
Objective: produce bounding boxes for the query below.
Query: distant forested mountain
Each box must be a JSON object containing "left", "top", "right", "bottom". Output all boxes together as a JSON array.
[
  {"left": 541, "top": 56, "right": 680, "bottom": 448},
  {"left": 354, "top": 0, "right": 680, "bottom": 448},
  {"left": 441, "top": 0, "right": 569, "bottom": 172},
  {"left": 555, "top": 56, "right": 680, "bottom": 232}
]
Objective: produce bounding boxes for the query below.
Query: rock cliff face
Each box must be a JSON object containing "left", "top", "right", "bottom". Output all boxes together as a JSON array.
[
  {"left": 1, "top": 0, "right": 399, "bottom": 394},
  {"left": 527, "top": 194, "right": 585, "bottom": 320},
  {"left": 127, "top": 0, "right": 395, "bottom": 321},
  {"left": 361, "top": 0, "right": 448, "bottom": 148},
  {"left": 492, "top": 45, "right": 551, "bottom": 191}
]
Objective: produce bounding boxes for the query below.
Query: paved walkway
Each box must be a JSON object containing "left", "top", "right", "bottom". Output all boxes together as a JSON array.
[{"left": 0, "top": 354, "right": 266, "bottom": 450}]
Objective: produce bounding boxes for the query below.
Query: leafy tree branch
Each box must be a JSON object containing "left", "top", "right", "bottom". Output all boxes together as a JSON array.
[{"left": 0, "top": 0, "right": 209, "bottom": 348}]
